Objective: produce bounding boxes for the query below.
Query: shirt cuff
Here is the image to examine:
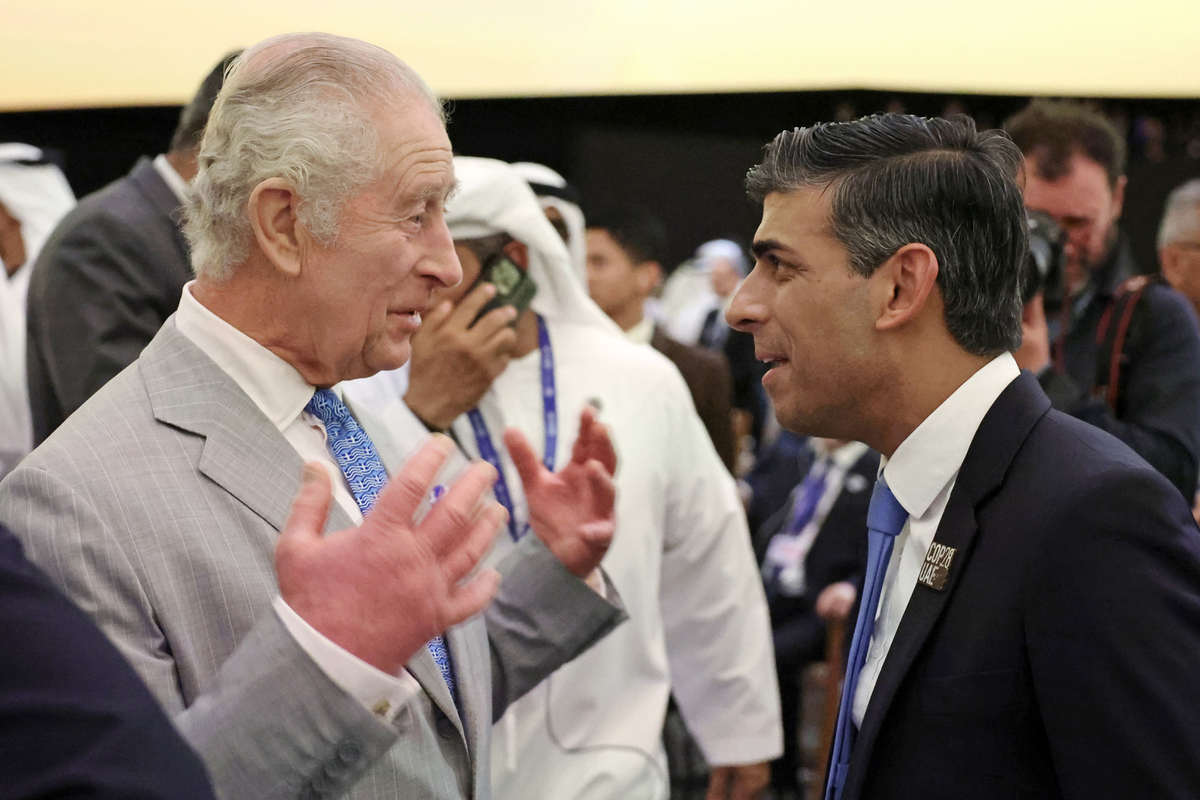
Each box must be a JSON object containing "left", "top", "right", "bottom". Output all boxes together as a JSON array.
[{"left": 272, "top": 596, "right": 421, "bottom": 723}]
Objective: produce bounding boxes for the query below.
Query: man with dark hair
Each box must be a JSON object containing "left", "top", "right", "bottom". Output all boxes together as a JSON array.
[
  {"left": 25, "top": 51, "right": 240, "bottom": 443},
  {"left": 1006, "top": 99, "right": 1200, "bottom": 499},
  {"left": 730, "top": 113, "right": 1200, "bottom": 799},
  {"left": 586, "top": 206, "right": 737, "bottom": 470}
]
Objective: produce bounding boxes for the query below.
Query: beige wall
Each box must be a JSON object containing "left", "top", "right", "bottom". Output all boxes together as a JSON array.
[{"left": 3, "top": 0, "right": 1199, "bottom": 110}]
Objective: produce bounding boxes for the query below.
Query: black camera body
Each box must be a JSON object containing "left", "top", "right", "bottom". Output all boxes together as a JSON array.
[{"left": 1022, "top": 210, "right": 1067, "bottom": 313}]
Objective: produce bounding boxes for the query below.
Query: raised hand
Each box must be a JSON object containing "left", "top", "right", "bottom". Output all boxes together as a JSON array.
[
  {"left": 404, "top": 283, "right": 519, "bottom": 430},
  {"left": 504, "top": 406, "right": 617, "bottom": 578},
  {"left": 275, "top": 436, "right": 506, "bottom": 674}
]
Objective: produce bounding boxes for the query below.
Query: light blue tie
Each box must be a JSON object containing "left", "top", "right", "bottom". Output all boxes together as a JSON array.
[
  {"left": 824, "top": 477, "right": 907, "bottom": 800},
  {"left": 305, "top": 388, "right": 457, "bottom": 701}
]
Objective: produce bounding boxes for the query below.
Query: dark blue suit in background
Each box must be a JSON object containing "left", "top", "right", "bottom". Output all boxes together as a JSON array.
[
  {"left": 844, "top": 372, "right": 1200, "bottom": 799},
  {"left": 0, "top": 525, "right": 214, "bottom": 800}
]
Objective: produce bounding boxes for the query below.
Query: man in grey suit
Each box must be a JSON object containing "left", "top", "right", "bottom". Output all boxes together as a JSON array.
[
  {"left": 0, "top": 33, "right": 624, "bottom": 800},
  {"left": 25, "top": 52, "right": 238, "bottom": 444}
]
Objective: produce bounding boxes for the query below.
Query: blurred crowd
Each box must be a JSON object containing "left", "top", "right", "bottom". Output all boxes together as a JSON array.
[{"left": 2, "top": 36, "right": 1200, "bottom": 800}]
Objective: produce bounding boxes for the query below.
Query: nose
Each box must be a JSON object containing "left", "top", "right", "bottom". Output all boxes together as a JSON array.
[
  {"left": 727, "top": 263, "right": 769, "bottom": 333},
  {"left": 421, "top": 216, "right": 462, "bottom": 289}
]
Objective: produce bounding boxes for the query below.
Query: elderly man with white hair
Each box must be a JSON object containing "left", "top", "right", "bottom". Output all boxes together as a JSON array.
[
  {"left": 347, "top": 157, "right": 782, "bottom": 800},
  {"left": 1159, "top": 178, "right": 1200, "bottom": 321},
  {"left": 0, "top": 33, "right": 627, "bottom": 800}
]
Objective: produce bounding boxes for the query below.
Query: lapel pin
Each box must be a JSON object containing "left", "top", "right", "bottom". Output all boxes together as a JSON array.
[{"left": 917, "top": 541, "right": 956, "bottom": 591}]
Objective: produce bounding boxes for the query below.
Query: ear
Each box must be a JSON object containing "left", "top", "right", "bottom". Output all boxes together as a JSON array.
[
  {"left": 634, "top": 261, "right": 662, "bottom": 297},
  {"left": 873, "top": 243, "right": 940, "bottom": 333},
  {"left": 1111, "top": 175, "right": 1127, "bottom": 220},
  {"left": 1159, "top": 246, "right": 1180, "bottom": 285},
  {"left": 248, "top": 178, "right": 306, "bottom": 278},
  {"left": 502, "top": 239, "right": 530, "bottom": 270}
]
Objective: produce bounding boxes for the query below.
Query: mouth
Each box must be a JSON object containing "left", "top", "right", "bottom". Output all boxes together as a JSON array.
[
  {"left": 756, "top": 349, "right": 788, "bottom": 369},
  {"left": 387, "top": 306, "right": 425, "bottom": 332}
]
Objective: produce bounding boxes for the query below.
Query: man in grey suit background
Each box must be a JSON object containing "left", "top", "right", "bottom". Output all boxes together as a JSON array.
[
  {"left": 0, "top": 32, "right": 625, "bottom": 800},
  {"left": 25, "top": 51, "right": 238, "bottom": 444}
]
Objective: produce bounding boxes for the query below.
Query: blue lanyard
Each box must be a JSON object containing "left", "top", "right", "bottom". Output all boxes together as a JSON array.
[{"left": 466, "top": 315, "right": 557, "bottom": 542}]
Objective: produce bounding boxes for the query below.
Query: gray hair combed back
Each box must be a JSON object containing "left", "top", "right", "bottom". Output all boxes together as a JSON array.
[
  {"left": 1158, "top": 178, "right": 1200, "bottom": 249},
  {"left": 746, "top": 114, "right": 1028, "bottom": 357},
  {"left": 185, "top": 32, "right": 444, "bottom": 281}
]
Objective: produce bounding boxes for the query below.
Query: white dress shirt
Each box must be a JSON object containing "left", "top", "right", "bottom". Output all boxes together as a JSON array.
[
  {"left": 623, "top": 315, "right": 655, "bottom": 346},
  {"left": 851, "top": 353, "right": 1020, "bottom": 727},
  {"left": 152, "top": 154, "right": 190, "bottom": 204},
  {"left": 174, "top": 281, "right": 420, "bottom": 721}
]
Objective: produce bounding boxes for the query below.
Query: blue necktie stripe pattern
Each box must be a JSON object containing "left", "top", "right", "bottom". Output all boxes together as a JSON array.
[
  {"left": 825, "top": 477, "right": 908, "bottom": 800},
  {"left": 305, "top": 388, "right": 457, "bottom": 701}
]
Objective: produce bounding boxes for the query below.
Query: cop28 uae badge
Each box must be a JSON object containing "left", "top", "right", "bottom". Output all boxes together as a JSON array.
[{"left": 917, "top": 542, "right": 956, "bottom": 591}]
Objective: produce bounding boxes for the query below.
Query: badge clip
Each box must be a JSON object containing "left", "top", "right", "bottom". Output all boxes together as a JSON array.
[{"left": 917, "top": 542, "right": 956, "bottom": 591}]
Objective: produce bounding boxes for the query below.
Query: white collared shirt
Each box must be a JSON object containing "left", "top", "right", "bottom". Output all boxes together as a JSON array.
[
  {"left": 851, "top": 353, "right": 1020, "bottom": 727},
  {"left": 152, "top": 154, "right": 190, "bottom": 204},
  {"left": 174, "top": 281, "right": 420, "bottom": 721}
]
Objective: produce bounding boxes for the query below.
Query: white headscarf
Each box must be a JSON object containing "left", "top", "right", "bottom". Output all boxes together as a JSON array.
[
  {"left": 510, "top": 162, "right": 588, "bottom": 286},
  {"left": 447, "top": 157, "right": 619, "bottom": 335},
  {"left": 0, "top": 144, "right": 76, "bottom": 299}
]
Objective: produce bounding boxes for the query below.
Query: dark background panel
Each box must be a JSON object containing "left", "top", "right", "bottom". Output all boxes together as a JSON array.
[{"left": 3, "top": 89, "right": 1199, "bottom": 272}]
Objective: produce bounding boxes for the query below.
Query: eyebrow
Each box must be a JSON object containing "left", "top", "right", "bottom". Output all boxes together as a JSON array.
[{"left": 751, "top": 238, "right": 794, "bottom": 259}]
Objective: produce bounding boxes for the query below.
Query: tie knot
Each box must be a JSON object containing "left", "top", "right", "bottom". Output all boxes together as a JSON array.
[
  {"left": 867, "top": 479, "right": 908, "bottom": 538},
  {"left": 305, "top": 387, "right": 350, "bottom": 428}
]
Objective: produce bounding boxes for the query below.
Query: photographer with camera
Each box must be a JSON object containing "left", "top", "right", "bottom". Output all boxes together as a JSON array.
[{"left": 1009, "top": 100, "right": 1200, "bottom": 500}]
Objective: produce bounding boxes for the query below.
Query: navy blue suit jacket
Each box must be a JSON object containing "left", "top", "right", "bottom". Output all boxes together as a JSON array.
[
  {"left": 0, "top": 525, "right": 215, "bottom": 799},
  {"left": 846, "top": 372, "right": 1200, "bottom": 800}
]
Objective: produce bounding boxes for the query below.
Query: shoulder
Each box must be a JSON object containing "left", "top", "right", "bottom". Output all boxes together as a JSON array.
[
  {"left": 1136, "top": 282, "right": 1200, "bottom": 341},
  {"left": 653, "top": 328, "right": 729, "bottom": 377},
  {"left": 556, "top": 322, "right": 690, "bottom": 393}
]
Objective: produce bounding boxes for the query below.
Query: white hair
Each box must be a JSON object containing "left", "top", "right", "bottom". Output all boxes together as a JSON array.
[
  {"left": 1158, "top": 178, "right": 1200, "bottom": 249},
  {"left": 185, "top": 32, "right": 444, "bottom": 281}
]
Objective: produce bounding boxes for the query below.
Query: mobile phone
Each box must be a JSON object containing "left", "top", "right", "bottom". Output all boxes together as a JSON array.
[{"left": 470, "top": 251, "right": 538, "bottom": 327}]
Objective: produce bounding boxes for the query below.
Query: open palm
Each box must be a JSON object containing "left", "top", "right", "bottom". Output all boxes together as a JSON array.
[{"left": 504, "top": 407, "right": 617, "bottom": 577}]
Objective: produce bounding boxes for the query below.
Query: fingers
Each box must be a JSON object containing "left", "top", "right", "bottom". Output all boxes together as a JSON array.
[
  {"left": 503, "top": 427, "right": 544, "bottom": 492},
  {"left": 450, "top": 282, "right": 498, "bottom": 329},
  {"left": 369, "top": 436, "right": 454, "bottom": 531},
  {"left": 421, "top": 461, "right": 498, "bottom": 556},
  {"left": 469, "top": 303, "right": 519, "bottom": 344},
  {"left": 574, "top": 408, "right": 617, "bottom": 477},
  {"left": 442, "top": 568, "right": 502, "bottom": 626},
  {"left": 585, "top": 459, "right": 617, "bottom": 518},
  {"left": 278, "top": 463, "right": 334, "bottom": 556},
  {"left": 440, "top": 501, "right": 507, "bottom": 581},
  {"left": 420, "top": 299, "right": 455, "bottom": 334}
]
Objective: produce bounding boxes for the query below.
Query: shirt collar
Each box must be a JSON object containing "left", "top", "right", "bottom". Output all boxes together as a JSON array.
[
  {"left": 624, "top": 316, "right": 655, "bottom": 346},
  {"left": 882, "top": 353, "right": 1020, "bottom": 519},
  {"left": 152, "top": 154, "right": 191, "bottom": 205},
  {"left": 174, "top": 280, "right": 319, "bottom": 431}
]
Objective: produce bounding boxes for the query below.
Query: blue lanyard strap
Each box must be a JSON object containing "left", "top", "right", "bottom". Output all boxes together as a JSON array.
[{"left": 466, "top": 315, "right": 557, "bottom": 542}]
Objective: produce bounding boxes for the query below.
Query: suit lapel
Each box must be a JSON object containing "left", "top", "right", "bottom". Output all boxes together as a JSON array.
[
  {"left": 128, "top": 157, "right": 191, "bottom": 272},
  {"left": 842, "top": 373, "right": 1051, "bottom": 799},
  {"left": 141, "top": 322, "right": 353, "bottom": 536}
]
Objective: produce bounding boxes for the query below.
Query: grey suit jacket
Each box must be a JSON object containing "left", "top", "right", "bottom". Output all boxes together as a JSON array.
[
  {"left": 0, "top": 321, "right": 624, "bottom": 800},
  {"left": 26, "top": 156, "right": 192, "bottom": 444}
]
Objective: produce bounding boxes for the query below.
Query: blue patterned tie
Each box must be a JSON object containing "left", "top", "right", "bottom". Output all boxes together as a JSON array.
[
  {"left": 825, "top": 478, "right": 907, "bottom": 800},
  {"left": 305, "top": 388, "right": 457, "bottom": 701}
]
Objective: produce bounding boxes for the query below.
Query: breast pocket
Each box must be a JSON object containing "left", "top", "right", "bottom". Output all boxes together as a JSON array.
[{"left": 920, "top": 668, "right": 1023, "bottom": 717}]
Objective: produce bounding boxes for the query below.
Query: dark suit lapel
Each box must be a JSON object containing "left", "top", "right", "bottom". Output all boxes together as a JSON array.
[
  {"left": 141, "top": 321, "right": 353, "bottom": 536},
  {"left": 842, "top": 372, "right": 1051, "bottom": 798},
  {"left": 127, "top": 157, "right": 191, "bottom": 273}
]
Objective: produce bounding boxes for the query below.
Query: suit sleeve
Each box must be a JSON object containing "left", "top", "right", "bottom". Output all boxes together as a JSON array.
[
  {"left": 0, "top": 466, "right": 404, "bottom": 800},
  {"left": 656, "top": 369, "right": 784, "bottom": 766},
  {"left": 29, "top": 209, "right": 183, "bottom": 422},
  {"left": 1040, "top": 286, "right": 1200, "bottom": 498},
  {"left": 0, "top": 525, "right": 217, "bottom": 800},
  {"left": 1025, "top": 466, "right": 1200, "bottom": 800}
]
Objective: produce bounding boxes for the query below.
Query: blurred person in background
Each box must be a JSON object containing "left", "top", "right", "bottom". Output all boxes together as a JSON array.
[
  {"left": 512, "top": 162, "right": 588, "bottom": 285},
  {"left": 348, "top": 156, "right": 781, "bottom": 800},
  {"left": 586, "top": 205, "right": 737, "bottom": 472},
  {"left": 0, "top": 145, "right": 75, "bottom": 478},
  {"left": 25, "top": 51, "right": 238, "bottom": 445},
  {"left": 754, "top": 438, "right": 875, "bottom": 800},
  {"left": 1158, "top": 178, "right": 1200, "bottom": 320},
  {"left": 1008, "top": 100, "right": 1200, "bottom": 500}
]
